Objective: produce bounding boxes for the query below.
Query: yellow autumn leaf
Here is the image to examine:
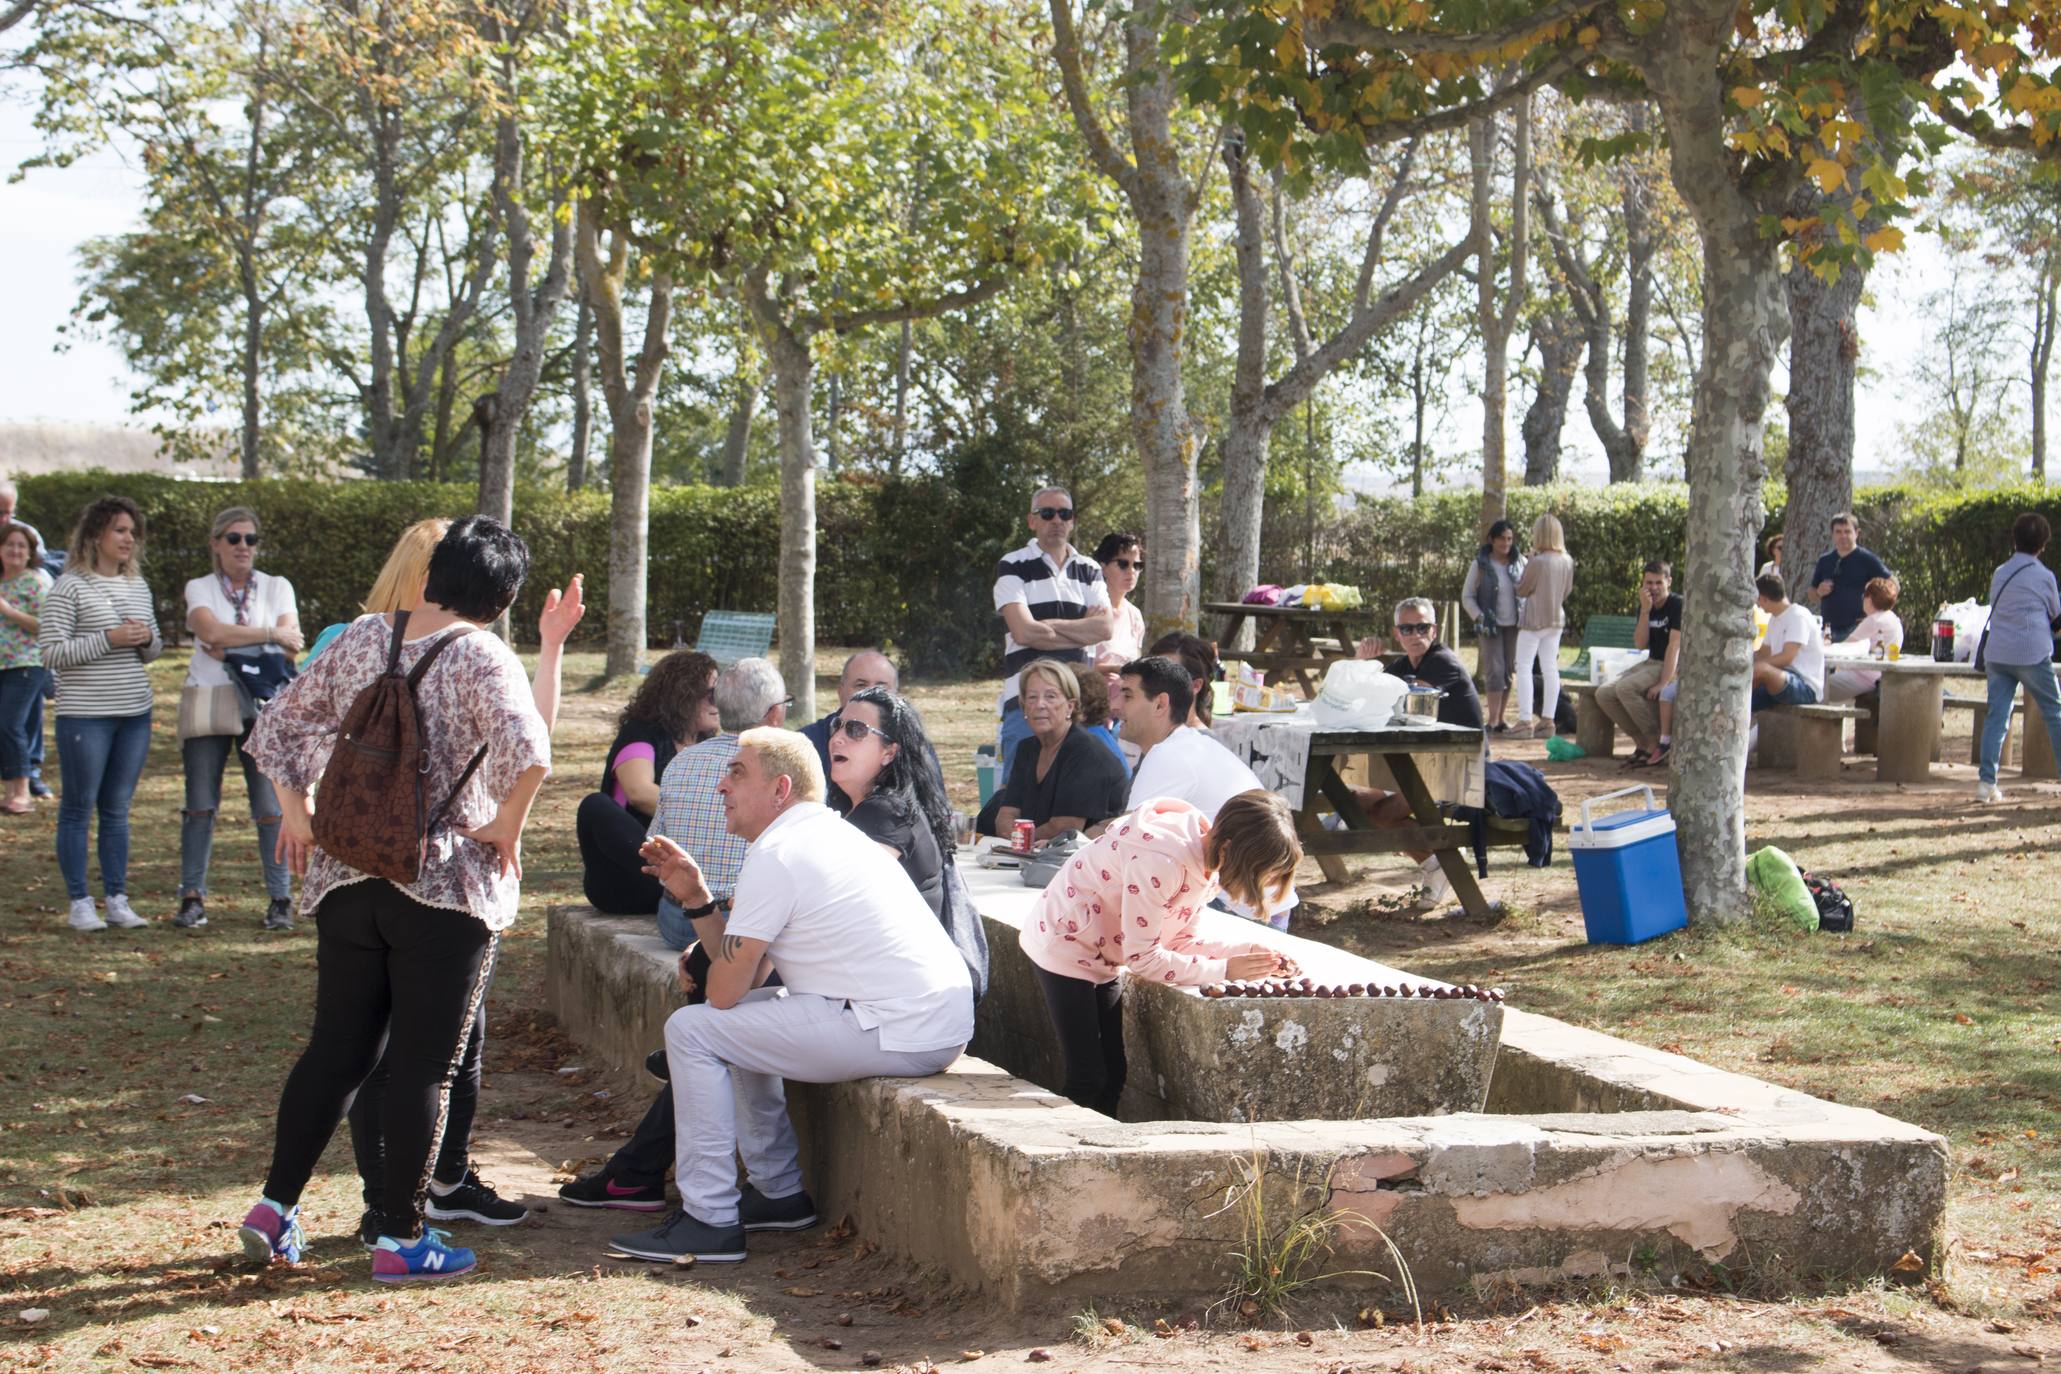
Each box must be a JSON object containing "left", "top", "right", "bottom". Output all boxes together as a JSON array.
[
  {"left": 1731, "top": 85, "right": 1764, "bottom": 107},
  {"left": 1806, "top": 157, "right": 1846, "bottom": 193},
  {"left": 1576, "top": 24, "right": 1600, "bottom": 44},
  {"left": 1277, "top": 28, "right": 1302, "bottom": 68},
  {"left": 1976, "top": 40, "right": 2021, "bottom": 72},
  {"left": 1863, "top": 225, "right": 1906, "bottom": 253}
]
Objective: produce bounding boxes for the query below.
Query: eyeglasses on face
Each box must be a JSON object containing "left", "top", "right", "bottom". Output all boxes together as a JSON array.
[
  {"left": 836, "top": 718, "right": 891, "bottom": 743},
  {"left": 220, "top": 532, "right": 261, "bottom": 547},
  {"left": 1394, "top": 622, "right": 1433, "bottom": 636},
  {"left": 1110, "top": 558, "right": 1143, "bottom": 571},
  {"left": 1033, "top": 506, "right": 1074, "bottom": 522},
  {"left": 777, "top": 696, "right": 795, "bottom": 710}
]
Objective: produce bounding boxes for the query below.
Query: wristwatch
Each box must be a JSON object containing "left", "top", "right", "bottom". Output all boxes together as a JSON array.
[{"left": 681, "top": 899, "right": 718, "bottom": 920}]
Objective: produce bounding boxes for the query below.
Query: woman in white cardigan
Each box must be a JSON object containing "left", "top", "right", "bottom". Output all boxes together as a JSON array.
[{"left": 1511, "top": 514, "right": 1574, "bottom": 739}]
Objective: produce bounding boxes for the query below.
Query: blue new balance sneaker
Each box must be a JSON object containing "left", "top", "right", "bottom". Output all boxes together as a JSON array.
[
  {"left": 370, "top": 1228, "right": 477, "bottom": 1282},
  {"left": 237, "top": 1199, "right": 305, "bottom": 1265}
]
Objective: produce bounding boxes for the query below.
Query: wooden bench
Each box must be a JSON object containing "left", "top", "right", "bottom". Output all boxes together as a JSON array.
[
  {"left": 694, "top": 610, "right": 776, "bottom": 666},
  {"left": 1757, "top": 703, "right": 1870, "bottom": 780},
  {"left": 1565, "top": 613, "right": 1639, "bottom": 683}
]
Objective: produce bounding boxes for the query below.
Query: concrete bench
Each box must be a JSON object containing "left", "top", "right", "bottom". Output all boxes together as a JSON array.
[
  {"left": 1943, "top": 693, "right": 2018, "bottom": 767},
  {"left": 1756, "top": 702, "right": 1869, "bottom": 780},
  {"left": 544, "top": 893, "right": 1947, "bottom": 1308},
  {"left": 1562, "top": 681, "right": 1616, "bottom": 756}
]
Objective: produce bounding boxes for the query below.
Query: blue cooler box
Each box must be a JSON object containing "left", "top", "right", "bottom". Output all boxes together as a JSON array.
[{"left": 1567, "top": 785, "right": 1688, "bottom": 944}]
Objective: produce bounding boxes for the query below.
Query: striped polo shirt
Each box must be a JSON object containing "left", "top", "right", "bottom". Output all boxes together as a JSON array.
[
  {"left": 38, "top": 570, "right": 163, "bottom": 718},
  {"left": 992, "top": 538, "right": 1109, "bottom": 713}
]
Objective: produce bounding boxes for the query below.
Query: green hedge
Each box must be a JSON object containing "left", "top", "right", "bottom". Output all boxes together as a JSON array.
[
  {"left": 12, "top": 470, "right": 1027, "bottom": 675},
  {"left": 17, "top": 470, "right": 2053, "bottom": 669},
  {"left": 1304, "top": 481, "right": 2061, "bottom": 645}
]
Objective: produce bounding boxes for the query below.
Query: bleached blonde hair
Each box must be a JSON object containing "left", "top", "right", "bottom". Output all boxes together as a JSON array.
[
  {"left": 738, "top": 726, "right": 826, "bottom": 804},
  {"left": 362, "top": 518, "right": 450, "bottom": 614}
]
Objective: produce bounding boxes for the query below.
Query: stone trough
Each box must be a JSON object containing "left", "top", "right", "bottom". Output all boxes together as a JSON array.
[{"left": 547, "top": 860, "right": 1946, "bottom": 1310}]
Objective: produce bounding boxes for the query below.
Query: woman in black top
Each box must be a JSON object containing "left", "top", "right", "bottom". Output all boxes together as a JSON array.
[
  {"left": 826, "top": 686, "right": 952, "bottom": 919},
  {"left": 577, "top": 650, "right": 719, "bottom": 913},
  {"left": 988, "top": 658, "right": 1128, "bottom": 841}
]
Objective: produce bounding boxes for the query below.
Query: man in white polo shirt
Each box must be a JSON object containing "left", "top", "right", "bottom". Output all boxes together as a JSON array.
[
  {"left": 610, "top": 727, "right": 973, "bottom": 1266},
  {"left": 1115, "top": 655, "right": 1299, "bottom": 930}
]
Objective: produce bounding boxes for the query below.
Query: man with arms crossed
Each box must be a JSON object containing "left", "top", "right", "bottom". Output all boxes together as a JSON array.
[
  {"left": 610, "top": 728, "right": 973, "bottom": 1265},
  {"left": 993, "top": 486, "right": 1113, "bottom": 775}
]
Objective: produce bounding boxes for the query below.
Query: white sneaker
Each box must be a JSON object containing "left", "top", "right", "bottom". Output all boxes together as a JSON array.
[
  {"left": 68, "top": 898, "right": 107, "bottom": 932},
  {"left": 1976, "top": 781, "right": 2006, "bottom": 804},
  {"left": 1416, "top": 857, "right": 1453, "bottom": 907},
  {"left": 103, "top": 894, "right": 148, "bottom": 929}
]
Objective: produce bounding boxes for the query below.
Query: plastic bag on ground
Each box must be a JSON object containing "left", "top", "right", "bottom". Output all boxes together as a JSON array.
[{"left": 1746, "top": 845, "right": 1818, "bottom": 931}]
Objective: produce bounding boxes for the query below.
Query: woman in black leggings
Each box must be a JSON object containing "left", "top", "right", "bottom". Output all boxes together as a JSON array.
[{"left": 239, "top": 517, "right": 553, "bottom": 1283}]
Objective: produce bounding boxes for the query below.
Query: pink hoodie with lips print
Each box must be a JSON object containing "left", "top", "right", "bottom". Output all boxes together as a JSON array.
[{"left": 1017, "top": 797, "right": 1247, "bottom": 987}]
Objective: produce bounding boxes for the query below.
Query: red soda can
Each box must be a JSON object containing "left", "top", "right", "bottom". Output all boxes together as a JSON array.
[{"left": 1013, "top": 819, "right": 1035, "bottom": 853}]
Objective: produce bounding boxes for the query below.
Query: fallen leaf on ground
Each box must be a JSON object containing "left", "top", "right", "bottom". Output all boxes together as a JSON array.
[
  {"left": 784, "top": 1287, "right": 820, "bottom": 1298},
  {"left": 960, "top": 1350, "right": 984, "bottom": 1361},
  {"left": 818, "top": 1337, "right": 843, "bottom": 1350},
  {"left": 1891, "top": 1250, "right": 1926, "bottom": 1273},
  {"left": 1101, "top": 1317, "right": 1125, "bottom": 1336}
]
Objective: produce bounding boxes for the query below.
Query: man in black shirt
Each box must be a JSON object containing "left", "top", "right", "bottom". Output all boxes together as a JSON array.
[
  {"left": 1808, "top": 512, "right": 1891, "bottom": 641},
  {"left": 1354, "top": 596, "right": 1485, "bottom": 728},
  {"left": 1594, "top": 561, "right": 1682, "bottom": 767},
  {"left": 1349, "top": 598, "right": 1482, "bottom": 905}
]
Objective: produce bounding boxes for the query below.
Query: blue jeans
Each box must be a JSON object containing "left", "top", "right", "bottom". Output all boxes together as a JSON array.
[
  {"left": 997, "top": 704, "right": 1033, "bottom": 779},
  {"left": 1751, "top": 670, "right": 1818, "bottom": 711},
  {"left": 0, "top": 667, "right": 43, "bottom": 781},
  {"left": 180, "top": 729, "right": 291, "bottom": 900},
  {"left": 54, "top": 712, "right": 152, "bottom": 900},
  {"left": 1980, "top": 660, "right": 2061, "bottom": 785}
]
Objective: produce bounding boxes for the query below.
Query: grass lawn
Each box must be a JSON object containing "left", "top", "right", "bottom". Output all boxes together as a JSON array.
[{"left": 2, "top": 645, "right": 2057, "bottom": 1373}]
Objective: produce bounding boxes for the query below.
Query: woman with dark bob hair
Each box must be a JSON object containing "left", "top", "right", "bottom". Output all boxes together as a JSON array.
[
  {"left": 1976, "top": 512, "right": 2061, "bottom": 802},
  {"left": 576, "top": 649, "right": 720, "bottom": 915},
  {"left": 239, "top": 515, "right": 552, "bottom": 1283}
]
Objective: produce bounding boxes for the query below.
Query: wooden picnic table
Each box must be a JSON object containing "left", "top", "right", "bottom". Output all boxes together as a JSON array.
[
  {"left": 1205, "top": 601, "right": 1388, "bottom": 697},
  {"left": 1211, "top": 715, "right": 1509, "bottom": 919},
  {"left": 1863, "top": 657, "right": 1984, "bottom": 783}
]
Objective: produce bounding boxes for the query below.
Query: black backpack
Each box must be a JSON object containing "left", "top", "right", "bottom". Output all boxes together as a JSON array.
[{"left": 1801, "top": 872, "right": 1855, "bottom": 932}]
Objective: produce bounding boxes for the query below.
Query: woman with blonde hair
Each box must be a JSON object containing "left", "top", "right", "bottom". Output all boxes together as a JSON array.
[
  {"left": 987, "top": 657, "right": 1128, "bottom": 842},
  {"left": 303, "top": 518, "right": 451, "bottom": 663},
  {"left": 39, "top": 495, "right": 160, "bottom": 932},
  {"left": 1512, "top": 513, "right": 1574, "bottom": 739},
  {"left": 174, "top": 506, "right": 304, "bottom": 931}
]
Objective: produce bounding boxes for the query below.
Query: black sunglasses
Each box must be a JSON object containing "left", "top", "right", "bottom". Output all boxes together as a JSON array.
[
  {"left": 1394, "top": 622, "right": 1434, "bottom": 636},
  {"left": 220, "top": 532, "right": 261, "bottom": 547},
  {"left": 1110, "top": 558, "right": 1143, "bottom": 571},
  {"left": 835, "top": 718, "right": 891, "bottom": 743},
  {"left": 1033, "top": 506, "right": 1074, "bottom": 521}
]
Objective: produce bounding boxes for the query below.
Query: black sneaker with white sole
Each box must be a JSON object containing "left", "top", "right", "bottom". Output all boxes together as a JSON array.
[
  {"left": 171, "top": 896, "right": 207, "bottom": 929},
  {"left": 558, "top": 1171, "right": 668, "bottom": 1211},
  {"left": 609, "top": 1208, "right": 746, "bottom": 1264},
  {"left": 425, "top": 1167, "right": 530, "bottom": 1225},
  {"left": 739, "top": 1183, "right": 818, "bottom": 1232}
]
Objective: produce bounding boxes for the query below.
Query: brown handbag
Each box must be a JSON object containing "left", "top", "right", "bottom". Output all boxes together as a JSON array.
[{"left": 310, "top": 611, "right": 486, "bottom": 884}]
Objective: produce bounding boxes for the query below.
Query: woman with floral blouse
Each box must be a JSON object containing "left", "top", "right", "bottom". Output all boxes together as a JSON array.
[{"left": 234, "top": 516, "right": 552, "bottom": 1284}]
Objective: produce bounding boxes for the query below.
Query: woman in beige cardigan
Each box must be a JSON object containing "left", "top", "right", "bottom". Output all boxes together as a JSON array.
[{"left": 1512, "top": 514, "right": 1574, "bottom": 738}]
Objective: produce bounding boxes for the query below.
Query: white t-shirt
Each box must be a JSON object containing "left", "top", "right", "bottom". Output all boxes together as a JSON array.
[
  {"left": 1763, "top": 603, "right": 1826, "bottom": 698},
  {"left": 1088, "top": 599, "right": 1145, "bottom": 666},
  {"left": 725, "top": 802, "right": 974, "bottom": 1053},
  {"left": 184, "top": 571, "right": 299, "bottom": 689},
  {"left": 1126, "top": 726, "right": 1297, "bottom": 920}
]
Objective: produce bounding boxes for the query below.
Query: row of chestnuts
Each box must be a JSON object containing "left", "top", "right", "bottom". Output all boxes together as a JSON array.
[{"left": 1199, "top": 978, "right": 1504, "bottom": 1003}]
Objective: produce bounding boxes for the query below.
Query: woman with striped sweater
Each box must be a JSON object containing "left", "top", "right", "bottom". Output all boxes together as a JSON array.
[{"left": 38, "top": 496, "right": 161, "bottom": 932}]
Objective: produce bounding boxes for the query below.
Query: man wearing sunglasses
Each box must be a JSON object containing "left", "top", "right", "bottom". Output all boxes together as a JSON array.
[
  {"left": 992, "top": 487, "right": 1113, "bottom": 775},
  {"left": 1351, "top": 598, "right": 1484, "bottom": 905},
  {"left": 797, "top": 648, "right": 898, "bottom": 780}
]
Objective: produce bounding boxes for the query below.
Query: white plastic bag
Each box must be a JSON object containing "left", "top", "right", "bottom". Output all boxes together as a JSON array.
[
  {"left": 1309, "top": 658, "right": 1408, "bottom": 727},
  {"left": 1936, "top": 599, "right": 1987, "bottom": 663},
  {"left": 1590, "top": 647, "right": 1651, "bottom": 684}
]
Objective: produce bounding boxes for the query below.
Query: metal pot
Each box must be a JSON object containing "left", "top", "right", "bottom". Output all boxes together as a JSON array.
[{"left": 1392, "top": 685, "right": 1444, "bottom": 724}]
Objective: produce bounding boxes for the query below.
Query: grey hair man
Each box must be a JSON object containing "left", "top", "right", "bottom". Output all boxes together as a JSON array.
[
  {"left": 991, "top": 485, "right": 1112, "bottom": 776},
  {"left": 650, "top": 656, "right": 789, "bottom": 950},
  {"left": 797, "top": 649, "right": 899, "bottom": 777}
]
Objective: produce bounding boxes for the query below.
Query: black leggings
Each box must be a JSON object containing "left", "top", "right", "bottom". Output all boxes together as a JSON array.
[
  {"left": 577, "top": 792, "right": 663, "bottom": 915},
  {"left": 1033, "top": 966, "right": 1126, "bottom": 1117},
  {"left": 262, "top": 881, "right": 494, "bottom": 1239},
  {"left": 346, "top": 961, "right": 492, "bottom": 1205}
]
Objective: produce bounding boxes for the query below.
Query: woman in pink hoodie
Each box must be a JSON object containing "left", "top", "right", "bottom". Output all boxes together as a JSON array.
[{"left": 1018, "top": 792, "right": 1302, "bottom": 1115}]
